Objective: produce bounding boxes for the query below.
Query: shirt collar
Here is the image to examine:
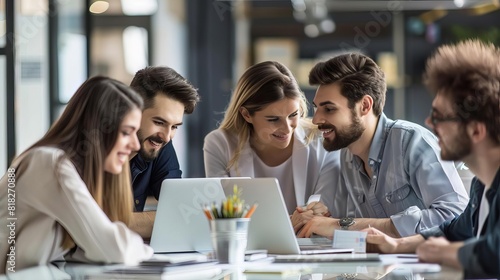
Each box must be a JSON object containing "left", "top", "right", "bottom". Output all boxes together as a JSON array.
[
  {"left": 492, "top": 167, "right": 500, "bottom": 190},
  {"left": 130, "top": 152, "right": 149, "bottom": 172},
  {"left": 485, "top": 167, "right": 500, "bottom": 200},
  {"left": 343, "top": 113, "right": 390, "bottom": 168},
  {"left": 368, "top": 113, "right": 390, "bottom": 166}
]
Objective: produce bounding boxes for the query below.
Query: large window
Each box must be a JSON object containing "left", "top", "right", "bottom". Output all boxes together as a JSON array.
[
  {"left": 57, "top": 1, "right": 87, "bottom": 104},
  {"left": 50, "top": 0, "right": 87, "bottom": 121}
]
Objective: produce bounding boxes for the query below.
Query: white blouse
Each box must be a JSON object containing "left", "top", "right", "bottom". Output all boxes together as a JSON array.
[
  {"left": 253, "top": 154, "right": 296, "bottom": 214},
  {"left": 203, "top": 125, "right": 342, "bottom": 212}
]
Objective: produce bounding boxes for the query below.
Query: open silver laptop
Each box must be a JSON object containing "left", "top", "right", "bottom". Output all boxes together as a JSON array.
[
  {"left": 150, "top": 178, "right": 227, "bottom": 253},
  {"left": 150, "top": 177, "right": 353, "bottom": 255},
  {"left": 220, "top": 178, "right": 353, "bottom": 255}
]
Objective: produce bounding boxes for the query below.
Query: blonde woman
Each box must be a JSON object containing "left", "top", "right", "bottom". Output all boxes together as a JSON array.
[
  {"left": 203, "top": 61, "right": 341, "bottom": 232},
  {"left": 0, "top": 77, "right": 153, "bottom": 273}
]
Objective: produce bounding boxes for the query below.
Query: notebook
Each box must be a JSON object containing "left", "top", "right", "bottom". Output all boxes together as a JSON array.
[{"left": 150, "top": 177, "right": 353, "bottom": 255}]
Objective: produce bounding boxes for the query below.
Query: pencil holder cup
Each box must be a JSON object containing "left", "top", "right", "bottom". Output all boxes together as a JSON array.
[{"left": 209, "top": 218, "right": 250, "bottom": 265}]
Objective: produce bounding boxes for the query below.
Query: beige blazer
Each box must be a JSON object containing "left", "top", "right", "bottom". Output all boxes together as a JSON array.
[{"left": 0, "top": 147, "right": 153, "bottom": 273}]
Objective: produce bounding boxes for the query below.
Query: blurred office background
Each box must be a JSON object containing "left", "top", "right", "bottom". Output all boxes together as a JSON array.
[{"left": 1, "top": 0, "right": 499, "bottom": 176}]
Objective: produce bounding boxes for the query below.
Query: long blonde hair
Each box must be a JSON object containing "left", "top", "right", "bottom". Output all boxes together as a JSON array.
[
  {"left": 219, "top": 61, "right": 316, "bottom": 173},
  {"left": 20, "top": 76, "right": 143, "bottom": 249}
]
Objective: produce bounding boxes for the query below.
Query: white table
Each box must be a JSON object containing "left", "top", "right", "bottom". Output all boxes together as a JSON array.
[{"left": 0, "top": 255, "right": 463, "bottom": 279}]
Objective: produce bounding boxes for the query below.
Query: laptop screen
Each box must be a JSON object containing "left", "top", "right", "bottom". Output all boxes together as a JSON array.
[
  {"left": 220, "top": 177, "right": 301, "bottom": 254},
  {"left": 150, "top": 178, "right": 226, "bottom": 253},
  {"left": 151, "top": 177, "right": 308, "bottom": 254}
]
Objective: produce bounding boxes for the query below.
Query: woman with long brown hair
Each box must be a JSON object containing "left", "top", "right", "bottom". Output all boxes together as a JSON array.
[{"left": 0, "top": 76, "right": 153, "bottom": 273}]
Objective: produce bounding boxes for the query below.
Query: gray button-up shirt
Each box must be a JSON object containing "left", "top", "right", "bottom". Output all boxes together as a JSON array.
[{"left": 331, "top": 113, "right": 469, "bottom": 236}]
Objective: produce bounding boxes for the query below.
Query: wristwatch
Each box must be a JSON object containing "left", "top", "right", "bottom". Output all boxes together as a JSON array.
[{"left": 338, "top": 217, "right": 355, "bottom": 230}]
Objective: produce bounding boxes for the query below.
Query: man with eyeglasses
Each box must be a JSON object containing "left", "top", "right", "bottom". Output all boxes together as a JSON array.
[
  {"left": 364, "top": 40, "right": 500, "bottom": 278},
  {"left": 428, "top": 109, "right": 462, "bottom": 125},
  {"left": 295, "top": 51, "right": 468, "bottom": 239}
]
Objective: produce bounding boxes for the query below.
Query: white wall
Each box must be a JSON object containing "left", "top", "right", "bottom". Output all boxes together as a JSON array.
[{"left": 152, "top": 0, "right": 189, "bottom": 176}]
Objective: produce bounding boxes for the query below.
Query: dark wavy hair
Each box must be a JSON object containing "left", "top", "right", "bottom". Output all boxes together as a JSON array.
[
  {"left": 130, "top": 66, "right": 200, "bottom": 113},
  {"left": 309, "top": 53, "right": 386, "bottom": 116}
]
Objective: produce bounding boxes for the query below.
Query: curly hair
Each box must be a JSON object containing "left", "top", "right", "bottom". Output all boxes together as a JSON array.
[{"left": 423, "top": 39, "right": 500, "bottom": 144}]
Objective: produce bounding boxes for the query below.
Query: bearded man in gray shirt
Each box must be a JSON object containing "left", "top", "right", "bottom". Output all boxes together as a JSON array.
[{"left": 296, "top": 52, "right": 468, "bottom": 238}]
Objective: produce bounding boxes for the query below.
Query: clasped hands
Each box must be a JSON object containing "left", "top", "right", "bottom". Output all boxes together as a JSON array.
[
  {"left": 291, "top": 201, "right": 331, "bottom": 235},
  {"left": 292, "top": 202, "right": 350, "bottom": 238}
]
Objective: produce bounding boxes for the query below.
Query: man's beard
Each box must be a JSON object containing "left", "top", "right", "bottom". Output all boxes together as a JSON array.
[
  {"left": 137, "top": 130, "right": 166, "bottom": 161},
  {"left": 437, "top": 125, "right": 472, "bottom": 161},
  {"left": 321, "top": 111, "right": 365, "bottom": 152}
]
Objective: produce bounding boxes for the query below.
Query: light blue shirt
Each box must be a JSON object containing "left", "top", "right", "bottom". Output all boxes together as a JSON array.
[{"left": 332, "top": 113, "right": 469, "bottom": 236}]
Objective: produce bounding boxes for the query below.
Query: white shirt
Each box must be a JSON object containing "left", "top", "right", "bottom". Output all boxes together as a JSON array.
[
  {"left": 253, "top": 154, "right": 296, "bottom": 214},
  {"left": 477, "top": 186, "right": 490, "bottom": 238},
  {"left": 203, "top": 125, "right": 341, "bottom": 212}
]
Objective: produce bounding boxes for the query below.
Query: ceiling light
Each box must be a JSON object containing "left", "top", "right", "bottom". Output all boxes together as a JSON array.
[
  {"left": 312, "top": 3, "right": 328, "bottom": 19},
  {"left": 292, "top": 0, "right": 306, "bottom": 12},
  {"left": 320, "top": 19, "right": 336, "bottom": 33},
  {"left": 121, "top": 0, "right": 158, "bottom": 16},
  {"left": 454, "top": 0, "right": 465, "bottom": 8},
  {"left": 89, "top": 1, "right": 109, "bottom": 14},
  {"left": 304, "top": 24, "right": 320, "bottom": 38}
]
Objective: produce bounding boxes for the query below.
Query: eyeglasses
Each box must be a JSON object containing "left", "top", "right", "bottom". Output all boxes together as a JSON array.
[{"left": 428, "top": 109, "right": 462, "bottom": 125}]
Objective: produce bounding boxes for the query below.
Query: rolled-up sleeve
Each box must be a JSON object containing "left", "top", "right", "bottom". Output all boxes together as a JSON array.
[{"left": 391, "top": 128, "right": 469, "bottom": 236}]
